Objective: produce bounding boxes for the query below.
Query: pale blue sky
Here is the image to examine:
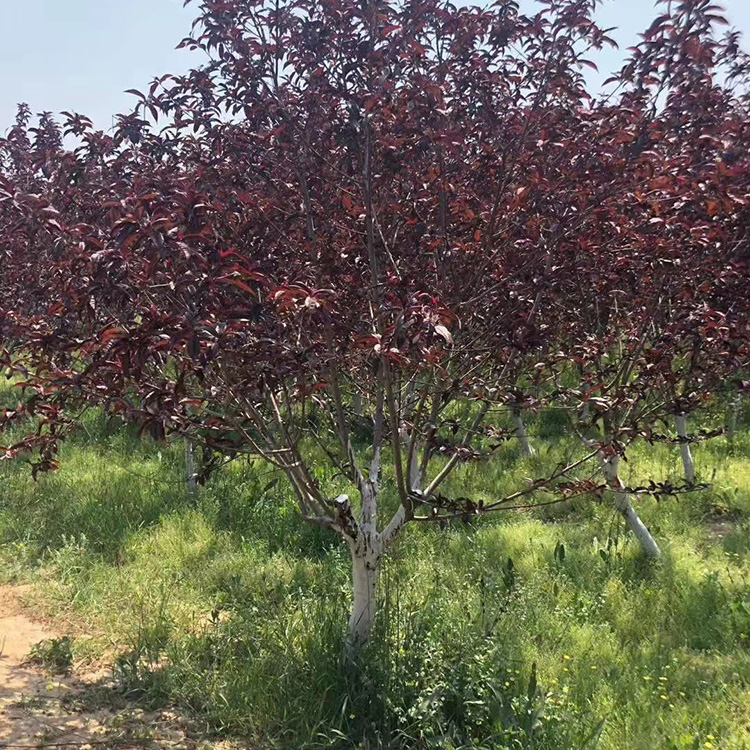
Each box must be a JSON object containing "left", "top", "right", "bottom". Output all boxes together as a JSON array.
[{"left": 1, "top": 0, "right": 749, "bottom": 133}]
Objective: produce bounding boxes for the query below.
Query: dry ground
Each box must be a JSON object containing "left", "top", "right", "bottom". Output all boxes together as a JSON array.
[{"left": 0, "top": 586, "right": 224, "bottom": 750}]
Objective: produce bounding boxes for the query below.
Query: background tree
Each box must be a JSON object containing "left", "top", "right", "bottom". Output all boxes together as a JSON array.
[{"left": 543, "top": 0, "right": 750, "bottom": 555}]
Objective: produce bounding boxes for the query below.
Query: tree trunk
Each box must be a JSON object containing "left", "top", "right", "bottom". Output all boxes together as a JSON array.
[
  {"left": 728, "top": 395, "right": 741, "bottom": 444},
  {"left": 512, "top": 406, "right": 535, "bottom": 457},
  {"left": 185, "top": 437, "right": 198, "bottom": 494},
  {"left": 600, "top": 455, "right": 661, "bottom": 558},
  {"left": 348, "top": 535, "right": 381, "bottom": 647},
  {"left": 581, "top": 402, "right": 591, "bottom": 423},
  {"left": 675, "top": 413, "right": 695, "bottom": 484}
]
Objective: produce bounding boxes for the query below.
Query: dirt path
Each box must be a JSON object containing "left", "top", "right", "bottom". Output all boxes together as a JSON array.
[{"left": 0, "top": 586, "right": 214, "bottom": 749}]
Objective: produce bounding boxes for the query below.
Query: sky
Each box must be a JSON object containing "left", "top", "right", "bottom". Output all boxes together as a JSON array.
[{"left": 1, "top": 0, "right": 750, "bottom": 134}]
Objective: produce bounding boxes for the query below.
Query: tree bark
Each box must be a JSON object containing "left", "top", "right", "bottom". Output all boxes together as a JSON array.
[
  {"left": 512, "top": 406, "right": 535, "bottom": 457},
  {"left": 347, "top": 533, "right": 382, "bottom": 647},
  {"left": 675, "top": 413, "right": 695, "bottom": 484},
  {"left": 600, "top": 455, "right": 661, "bottom": 558}
]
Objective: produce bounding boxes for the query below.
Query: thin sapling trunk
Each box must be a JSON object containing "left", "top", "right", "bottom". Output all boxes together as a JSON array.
[
  {"left": 512, "top": 405, "right": 535, "bottom": 457},
  {"left": 675, "top": 413, "right": 696, "bottom": 484},
  {"left": 185, "top": 437, "right": 198, "bottom": 494},
  {"left": 728, "top": 395, "right": 741, "bottom": 444}
]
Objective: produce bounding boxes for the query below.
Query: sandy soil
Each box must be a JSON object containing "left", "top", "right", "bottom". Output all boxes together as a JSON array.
[{"left": 0, "top": 585, "right": 216, "bottom": 749}]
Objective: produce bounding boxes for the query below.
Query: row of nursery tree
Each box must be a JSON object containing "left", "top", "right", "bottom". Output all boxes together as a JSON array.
[{"left": 1, "top": 0, "right": 749, "bottom": 645}]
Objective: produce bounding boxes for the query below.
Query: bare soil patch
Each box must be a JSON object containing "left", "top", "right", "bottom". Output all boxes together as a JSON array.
[
  {"left": 702, "top": 503, "right": 744, "bottom": 543},
  {"left": 0, "top": 586, "right": 224, "bottom": 750}
]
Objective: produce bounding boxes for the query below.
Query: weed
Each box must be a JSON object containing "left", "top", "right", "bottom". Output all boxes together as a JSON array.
[{"left": 26, "top": 636, "right": 74, "bottom": 675}]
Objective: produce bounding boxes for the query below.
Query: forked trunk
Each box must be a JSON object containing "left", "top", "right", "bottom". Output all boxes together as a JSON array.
[
  {"left": 347, "top": 533, "right": 382, "bottom": 647},
  {"left": 600, "top": 455, "right": 661, "bottom": 558},
  {"left": 675, "top": 413, "right": 695, "bottom": 484},
  {"left": 512, "top": 406, "right": 535, "bottom": 457}
]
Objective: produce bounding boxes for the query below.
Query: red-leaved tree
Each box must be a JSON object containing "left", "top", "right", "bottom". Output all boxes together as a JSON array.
[{"left": 2, "top": 0, "right": 750, "bottom": 642}]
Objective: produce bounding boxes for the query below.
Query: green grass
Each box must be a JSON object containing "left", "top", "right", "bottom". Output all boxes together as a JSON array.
[
  {"left": 2, "top": 405, "right": 750, "bottom": 749},
  {"left": 26, "top": 635, "right": 75, "bottom": 675}
]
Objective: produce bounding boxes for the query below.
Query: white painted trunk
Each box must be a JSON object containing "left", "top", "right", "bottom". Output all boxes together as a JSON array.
[
  {"left": 512, "top": 407, "right": 535, "bottom": 457},
  {"left": 409, "top": 444, "right": 421, "bottom": 491},
  {"left": 675, "top": 413, "right": 695, "bottom": 484},
  {"left": 348, "top": 538, "right": 381, "bottom": 647},
  {"left": 185, "top": 437, "right": 198, "bottom": 493},
  {"left": 601, "top": 456, "right": 661, "bottom": 558}
]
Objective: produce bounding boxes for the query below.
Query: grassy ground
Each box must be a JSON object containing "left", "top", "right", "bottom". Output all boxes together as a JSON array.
[{"left": 1, "top": 379, "right": 750, "bottom": 749}]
